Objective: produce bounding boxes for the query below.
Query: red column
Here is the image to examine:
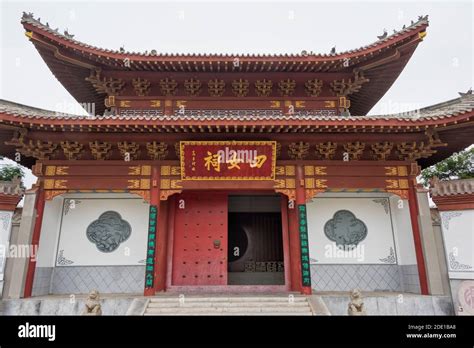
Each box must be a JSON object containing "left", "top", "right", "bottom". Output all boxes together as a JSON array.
[
  {"left": 408, "top": 182, "right": 429, "bottom": 295},
  {"left": 155, "top": 199, "right": 168, "bottom": 292},
  {"left": 144, "top": 165, "right": 161, "bottom": 296},
  {"left": 296, "top": 164, "right": 312, "bottom": 295},
  {"left": 23, "top": 186, "right": 45, "bottom": 298},
  {"left": 288, "top": 204, "right": 302, "bottom": 292},
  {"left": 165, "top": 195, "right": 176, "bottom": 289}
]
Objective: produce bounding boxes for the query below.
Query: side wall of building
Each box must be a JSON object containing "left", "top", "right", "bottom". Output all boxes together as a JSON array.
[
  {"left": 32, "top": 192, "right": 149, "bottom": 295},
  {"left": 2, "top": 191, "right": 37, "bottom": 299},
  {"left": 307, "top": 192, "right": 420, "bottom": 293},
  {"left": 439, "top": 209, "right": 474, "bottom": 314},
  {"left": 0, "top": 210, "right": 14, "bottom": 296}
]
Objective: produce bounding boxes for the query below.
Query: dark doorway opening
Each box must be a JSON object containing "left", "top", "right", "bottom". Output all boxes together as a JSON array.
[{"left": 227, "top": 195, "right": 284, "bottom": 285}]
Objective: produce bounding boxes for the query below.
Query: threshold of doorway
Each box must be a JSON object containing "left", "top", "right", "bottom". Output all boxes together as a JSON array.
[{"left": 166, "top": 285, "right": 288, "bottom": 294}]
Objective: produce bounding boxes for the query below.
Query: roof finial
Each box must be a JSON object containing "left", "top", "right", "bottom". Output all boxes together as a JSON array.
[
  {"left": 21, "top": 12, "right": 34, "bottom": 20},
  {"left": 119, "top": 46, "right": 125, "bottom": 53},
  {"left": 64, "top": 28, "right": 74, "bottom": 39},
  {"left": 377, "top": 29, "right": 387, "bottom": 40},
  {"left": 459, "top": 88, "right": 473, "bottom": 98},
  {"left": 330, "top": 46, "right": 336, "bottom": 54}
]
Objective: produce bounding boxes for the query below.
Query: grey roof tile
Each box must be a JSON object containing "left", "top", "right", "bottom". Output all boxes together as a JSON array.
[
  {"left": 1, "top": 93, "right": 473, "bottom": 123},
  {"left": 430, "top": 178, "right": 474, "bottom": 197}
]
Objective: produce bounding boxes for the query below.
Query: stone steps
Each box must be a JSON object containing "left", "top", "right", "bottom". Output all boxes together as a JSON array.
[
  {"left": 147, "top": 301, "right": 309, "bottom": 308},
  {"left": 148, "top": 296, "right": 308, "bottom": 302},
  {"left": 144, "top": 312, "right": 313, "bottom": 316},
  {"left": 143, "top": 296, "right": 313, "bottom": 316}
]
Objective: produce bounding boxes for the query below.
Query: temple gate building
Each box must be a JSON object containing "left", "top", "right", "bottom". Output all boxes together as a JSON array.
[{"left": 0, "top": 13, "right": 473, "bottom": 300}]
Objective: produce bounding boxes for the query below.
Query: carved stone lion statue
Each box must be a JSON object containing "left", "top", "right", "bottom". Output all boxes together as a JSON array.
[
  {"left": 348, "top": 289, "right": 366, "bottom": 316},
  {"left": 82, "top": 290, "right": 102, "bottom": 316}
]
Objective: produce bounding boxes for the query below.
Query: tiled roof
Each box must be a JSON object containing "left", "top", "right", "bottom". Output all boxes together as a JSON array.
[
  {"left": 20, "top": 13, "right": 430, "bottom": 117},
  {"left": 1, "top": 93, "right": 473, "bottom": 122},
  {"left": 0, "top": 100, "right": 83, "bottom": 119},
  {"left": 430, "top": 177, "right": 474, "bottom": 197},
  {"left": 370, "top": 93, "right": 474, "bottom": 121},
  {"left": 20, "top": 13, "right": 429, "bottom": 58}
]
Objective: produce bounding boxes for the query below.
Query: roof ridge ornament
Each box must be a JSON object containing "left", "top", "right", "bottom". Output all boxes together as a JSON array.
[
  {"left": 377, "top": 29, "right": 388, "bottom": 41},
  {"left": 418, "top": 15, "right": 429, "bottom": 22},
  {"left": 21, "top": 11, "right": 34, "bottom": 20},
  {"left": 459, "top": 88, "right": 473, "bottom": 98},
  {"left": 64, "top": 28, "right": 74, "bottom": 39}
]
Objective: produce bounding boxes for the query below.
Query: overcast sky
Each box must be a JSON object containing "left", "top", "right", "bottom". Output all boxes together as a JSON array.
[{"left": 0, "top": 0, "right": 473, "bottom": 189}]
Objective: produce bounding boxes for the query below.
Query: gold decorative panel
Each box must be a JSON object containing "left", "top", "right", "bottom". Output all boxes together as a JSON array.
[
  {"left": 44, "top": 179, "right": 55, "bottom": 189},
  {"left": 56, "top": 167, "right": 69, "bottom": 175},
  {"left": 160, "top": 179, "right": 171, "bottom": 189},
  {"left": 45, "top": 166, "right": 56, "bottom": 176},
  {"left": 54, "top": 180, "right": 68, "bottom": 189},
  {"left": 140, "top": 179, "right": 150, "bottom": 189},
  {"left": 305, "top": 178, "right": 315, "bottom": 188},
  {"left": 285, "top": 166, "right": 295, "bottom": 176},
  {"left": 397, "top": 166, "right": 408, "bottom": 176},
  {"left": 304, "top": 166, "right": 314, "bottom": 176},
  {"left": 170, "top": 180, "right": 183, "bottom": 189},
  {"left": 127, "top": 180, "right": 140, "bottom": 189},
  {"left": 273, "top": 179, "right": 285, "bottom": 189},
  {"left": 140, "top": 166, "right": 151, "bottom": 176},
  {"left": 315, "top": 179, "right": 328, "bottom": 188},
  {"left": 399, "top": 179, "right": 409, "bottom": 189},
  {"left": 285, "top": 178, "right": 295, "bottom": 189},
  {"left": 385, "top": 167, "right": 397, "bottom": 176},
  {"left": 315, "top": 167, "right": 327, "bottom": 175},
  {"left": 385, "top": 180, "right": 399, "bottom": 189},
  {"left": 160, "top": 166, "right": 171, "bottom": 176},
  {"left": 128, "top": 166, "right": 141, "bottom": 175}
]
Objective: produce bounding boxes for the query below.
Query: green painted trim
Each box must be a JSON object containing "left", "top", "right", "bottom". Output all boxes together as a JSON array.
[
  {"left": 144, "top": 205, "right": 158, "bottom": 289},
  {"left": 298, "top": 204, "right": 311, "bottom": 287}
]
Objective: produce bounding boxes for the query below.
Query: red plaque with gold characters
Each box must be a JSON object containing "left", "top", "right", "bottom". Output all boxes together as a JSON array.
[{"left": 180, "top": 141, "right": 276, "bottom": 180}]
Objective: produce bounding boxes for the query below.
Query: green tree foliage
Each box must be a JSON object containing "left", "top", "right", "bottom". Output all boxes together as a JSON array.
[
  {"left": 420, "top": 147, "right": 474, "bottom": 186},
  {"left": 0, "top": 165, "right": 25, "bottom": 186}
]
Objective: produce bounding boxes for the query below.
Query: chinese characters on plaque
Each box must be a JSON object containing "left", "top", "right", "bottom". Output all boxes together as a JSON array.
[{"left": 180, "top": 141, "right": 276, "bottom": 180}]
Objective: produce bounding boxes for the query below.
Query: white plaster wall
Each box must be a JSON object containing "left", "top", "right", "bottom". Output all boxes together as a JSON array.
[
  {"left": 440, "top": 209, "right": 474, "bottom": 279},
  {"left": 307, "top": 195, "right": 397, "bottom": 264},
  {"left": 36, "top": 193, "right": 149, "bottom": 267},
  {"left": 389, "top": 195, "right": 418, "bottom": 265},
  {"left": 36, "top": 196, "right": 62, "bottom": 267},
  {"left": 57, "top": 195, "right": 149, "bottom": 266},
  {"left": 0, "top": 210, "right": 13, "bottom": 281}
]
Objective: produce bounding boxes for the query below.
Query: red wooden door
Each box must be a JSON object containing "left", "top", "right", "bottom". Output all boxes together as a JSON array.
[{"left": 172, "top": 192, "right": 228, "bottom": 285}]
